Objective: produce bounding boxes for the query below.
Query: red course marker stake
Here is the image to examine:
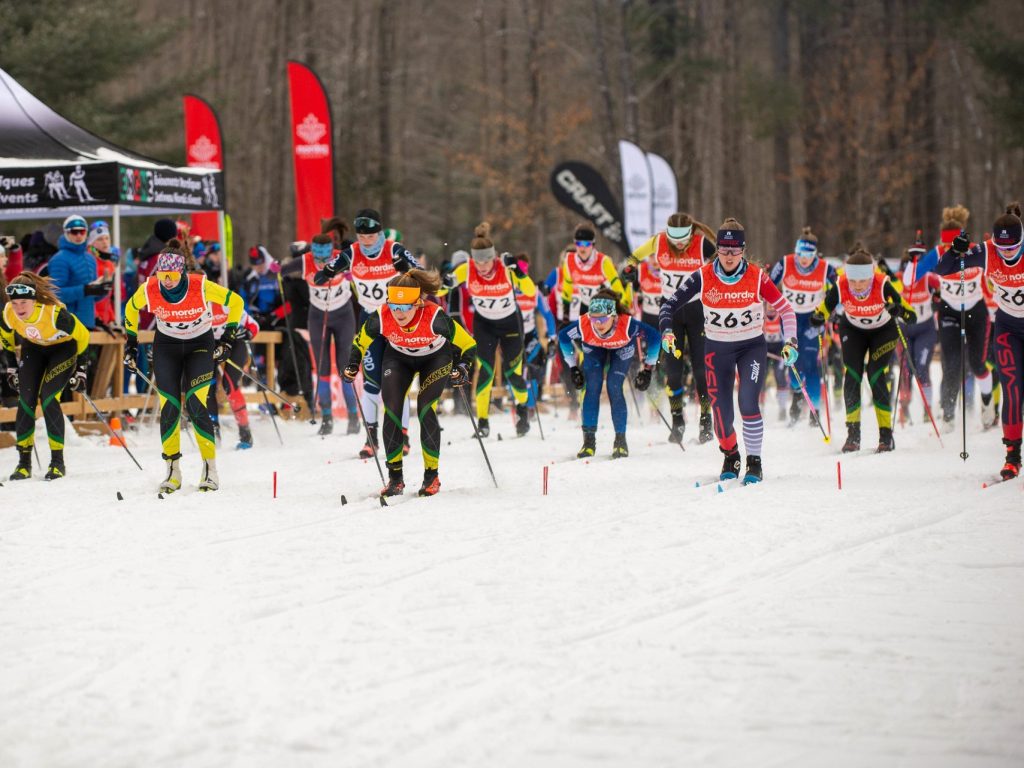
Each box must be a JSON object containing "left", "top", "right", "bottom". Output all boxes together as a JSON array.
[
  {"left": 273, "top": 471, "right": 278, "bottom": 499},
  {"left": 836, "top": 461, "right": 842, "bottom": 490},
  {"left": 542, "top": 465, "right": 549, "bottom": 496}
]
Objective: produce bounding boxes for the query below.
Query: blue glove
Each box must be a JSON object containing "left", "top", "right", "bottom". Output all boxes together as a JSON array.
[{"left": 781, "top": 338, "right": 799, "bottom": 366}]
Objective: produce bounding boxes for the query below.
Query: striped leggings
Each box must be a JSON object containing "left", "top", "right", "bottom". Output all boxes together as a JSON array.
[{"left": 704, "top": 336, "right": 767, "bottom": 457}]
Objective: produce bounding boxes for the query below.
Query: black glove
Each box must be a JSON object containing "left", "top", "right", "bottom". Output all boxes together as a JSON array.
[
  {"left": 450, "top": 359, "right": 472, "bottom": 387},
  {"left": 808, "top": 311, "right": 826, "bottom": 328},
  {"left": 537, "top": 282, "right": 551, "bottom": 297},
  {"left": 570, "top": 366, "right": 585, "bottom": 390},
  {"left": 313, "top": 261, "right": 338, "bottom": 285},
  {"left": 634, "top": 366, "right": 653, "bottom": 391},
  {"left": 68, "top": 363, "right": 88, "bottom": 392},
  {"left": 5, "top": 365, "right": 18, "bottom": 389},
  {"left": 951, "top": 231, "right": 970, "bottom": 255},
  {"left": 123, "top": 340, "right": 139, "bottom": 372},
  {"left": 546, "top": 338, "right": 559, "bottom": 359},
  {"left": 886, "top": 301, "right": 915, "bottom": 324},
  {"left": 234, "top": 325, "right": 254, "bottom": 342},
  {"left": 342, "top": 363, "right": 360, "bottom": 382},
  {"left": 212, "top": 338, "right": 232, "bottom": 363},
  {"left": 83, "top": 278, "right": 113, "bottom": 297},
  {"left": 620, "top": 262, "right": 638, "bottom": 285}
]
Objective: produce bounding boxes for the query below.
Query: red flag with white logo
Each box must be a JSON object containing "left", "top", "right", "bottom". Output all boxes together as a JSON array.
[
  {"left": 182, "top": 93, "right": 223, "bottom": 241},
  {"left": 287, "top": 61, "right": 335, "bottom": 241}
]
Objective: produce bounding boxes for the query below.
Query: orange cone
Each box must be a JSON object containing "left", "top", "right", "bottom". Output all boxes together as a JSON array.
[{"left": 109, "top": 416, "right": 125, "bottom": 447}]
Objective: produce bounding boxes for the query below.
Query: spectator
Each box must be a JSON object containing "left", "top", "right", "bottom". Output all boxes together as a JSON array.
[
  {"left": 135, "top": 218, "right": 179, "bottom": 285},
  {"left": 47, "top": 214, "right": 110, "bottom": 330},
  {"left": 2, "top": 235, "right": 25, "bottom": 282},
  {"left": 242, "top": 245, "right": 283, "bottom": 326},
  {"left": 22, "top": 229, "right": 57, "bottom": 274},
  {"left": 196, "top": 240, "right": 224, "bottom": 284},
  {"left": 87, "top": 221, "right": 121, "bottom": 328}
]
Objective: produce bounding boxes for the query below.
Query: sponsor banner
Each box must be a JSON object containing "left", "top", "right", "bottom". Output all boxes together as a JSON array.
[
  {"left": 646, "top": 151, "right": 677, "bottom": 235},
  {"left": 287, "top": 60, "right": 335, "bottom": 241},
  {"left": 619, "top": 139, "right": 653, "bottom": 253},
  {"left": 183, "top": 93, "right": 225, "bottom": 240},
  {"left": 0, "top": 163, "right": 118, "bottom": 211},
  {"left": 118, "top": 165, "right": 224, "bottom": 210},
  {"left": 549, "top": 161, "right": 627, "bottom": 255}
]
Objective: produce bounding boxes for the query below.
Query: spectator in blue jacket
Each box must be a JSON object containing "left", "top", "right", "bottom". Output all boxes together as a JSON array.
[{"left": 47, "top": 214, "right": 111, "bottom": 329}]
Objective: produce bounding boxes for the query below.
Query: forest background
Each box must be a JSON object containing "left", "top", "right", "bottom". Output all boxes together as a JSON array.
[{"left": 1, "top": 0, "right": 1022, "bottom": 273}]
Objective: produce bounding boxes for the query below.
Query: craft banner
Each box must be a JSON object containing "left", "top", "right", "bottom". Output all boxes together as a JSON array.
[
  {"left": 646, "top": 151, "right": 678, "bottom": 235},
  {"left": 549, "top": 161, "right": 627, "bottom": 255}
]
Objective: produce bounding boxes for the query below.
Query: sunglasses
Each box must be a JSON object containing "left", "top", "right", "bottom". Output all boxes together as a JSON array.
[
  {"left": 354, "top": 216, "right": 381, "bottom": 233},
  {"left": 5, "top": 283, "right": 36, "bottom": 298},
  {"left": 995, "top": 241, "right": 1022, "bottom": 252},
  {"left": 156, "top": 270, "right": 181, "bottom": 282},
  {"left": 574, "top": 240, "right": 594, "bottom": 248},
  {"left": 66, "top": 228, "right": 87, "bottom": 236},
  {"left": 717, "top": 247, "right": 744, "bottom": 257},
  {"left": 387, "top": 302, "right": 417, "bottom": 312}
]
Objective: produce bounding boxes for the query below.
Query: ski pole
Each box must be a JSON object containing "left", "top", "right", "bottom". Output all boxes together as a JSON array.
[
  {"left": 893, "top": 317, "right": 943, "bottom": 446},
  {"left": 351, "top": 377, "right": 388, "bottom": 506},
  {"left": 529, "top": 377, "right": 545, "bottom": 441},
  {"left": 785, "top": 360, "right": 830, "bottom": 443},
  {"left": 818, "top": 333, "right": 833, "bottom": 439},
  {"left": 958, "top": 234, "right": 969, "bottom": 461},
  {"left": 276, "top": 271, "right": 316, "bottom": 423},
  {"left": 245, "top": 341, "right": 283, "bottom": 445},
  {"left": 458, "top": 384, "right": 498, "bottom": 488},
  {"left": 79, "top": 390, "right": 144, "bottom": 470},
  {"left": 224, "top": 357, "right": 300, "bottom": 410},
  {"left": 32, "top": 443, "right": 42, "bottom": 470}
]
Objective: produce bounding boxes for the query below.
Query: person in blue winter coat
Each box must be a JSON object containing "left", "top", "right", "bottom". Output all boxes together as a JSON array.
[
  {"left": 557, "top": 288, "right": 661, "bottom": 459},
  {"left": 47, "top": 214, "right": 111, "bottom": 329},
  {"left": 769, "top": 227, "right": 837, "bottom": 426}
]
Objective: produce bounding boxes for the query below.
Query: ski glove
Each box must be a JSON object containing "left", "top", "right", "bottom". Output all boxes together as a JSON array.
[
  {"left": 123, "top": 339, "right": 139, "bottom": 372},
  {"left": 886, "top": 301, "right": 915, "bottom": 324},
  {"left": 634, "top": 365, "right": 653, "bottom": 391},
  {"left": 313, "top": 261, "right": 338, "bottom": 285},
  {"left": 570, "top": 366, "right": 585, "bottom": 390},
  {"left": 83, "top": 277, "right": 113, "bottom": 297},
  {"left": 620, "top": 262, "right": 638, "bottom": 285},
  {"left": 808, "top": 311, "right": 826, "bottom": 328},
  {"left": 342, "top": 363, "right": 360, "bottom": 382},
  {"left": 661, "top": 331, "right": 681, "bottom": 358},
  {"left": 450, "top": 360, "right": 472, "bottom": 387},
  {"left": 5, "top": 366, "right": 18, "bottom": 389},
  {"left": 546, "top": 339, "right": 559, "bottom": 359},
  {"left": 781, "top": 338, "right": 799, "bottom": 367},
  {"left": 68, "top": 363, "right": 88, "bottom": 392},
  {"left": 951, "top": 230, "right": 971, "bottom": 256}
]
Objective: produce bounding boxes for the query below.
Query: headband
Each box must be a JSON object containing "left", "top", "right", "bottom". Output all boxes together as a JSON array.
[
  {"left": 387, "top": 284, "right": 421, "bottom": 304},
  {"left": 845, "top": 263, "right": 875, "bottom": 281}
]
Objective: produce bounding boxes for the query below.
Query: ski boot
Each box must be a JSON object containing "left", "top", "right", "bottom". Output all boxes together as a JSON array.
[
  {"left": 612, "top": 432, "right": 629, "bottom": 459},
  {"left": 236, "top": 424, "right": 253, "bottom": 450},
  {"left": 720, "top": 446, "right": 742, "bottom": 480},
  {"left": 668, "top": 412, "right": 685, "bottom": 444},
  {"left": 43, "top": 450, "right": 65, "bottom": 481},
  {"left": 198, "top": 459, "right": 219, "bottom": 491},
  {"left": 698, "top": 406, "right": 714, "bottom": 444},
  {"left": 318, "top": 413, "right": 334, "bottom": 436},
  {"left": 876, "top": 426, "right": 895, "bottom": 453},
  {"left": 476, "top": 418, "right": 490, "bottom": 438},
  {"left": 402, "top": 428, "right": 411, "bottom": 456},
  {"left": 9, "top": 446, "right": 32, "bottom": 481},
  {"left": 418, "top": 468, "right": 441, "bottom": 497},
  {"left": 515, "top": 404, "right": 530, "bottom": 437},
  {"left": 159, "top": 452, "right": 182, "bottom": 494},
  {"left": 1000, "top": 438, "right": 1022, "bottom": 481},
  {"left": 381, "top": 465, "right": 405, "bottom": 497},
  {"left": 346, "top": 412, "right": 361, "bottom": 435},
  {"left": 981, "top": 393, "right": 999, "bottom": 430},
  {"left": 743, "top": 454, "right": 763, "bottom": 485},
  {"left": 789, "top": 394, "right": 802, "bottom": 427},
  {"left": 359, "top": 424, "right": 379, "bottom": 458},
  {"left": 809, "top": 409, "right": 820, "bottom": 428},
  {"left": 842, "top": 422, "right": 861, "bottom": 453},
  {"left": 577, "top": 428, "right": 596, "bottom": 459}
]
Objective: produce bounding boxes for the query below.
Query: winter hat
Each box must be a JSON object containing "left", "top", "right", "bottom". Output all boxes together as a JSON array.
[
  {"left": 87, "top": 224, "right": 110, "bottom": 247},
  {"left": 353, "top": 208, "right": 383, "bottom": 234},
  {"left": 450, "top": 249, "right": 469, "bottom": 267},
  {"left": 154, "top": 218, "right": 178, "bottom": 243},
  {"left": 249, "top": 245, "right": 272, "bottom": 265},
  {"left": 717, "top": 218, "right": 746, "bottom": 249},
  {"left": 62, "top": 214, "right": 87, "bottom": 231},
  {"left": 794, "top": 226, "right": 818, "bottom": 257},
  {"left": 155, "top": 251, "right": 185, "bottom": 273},
  {"left": 993, "top": 203, "right": 1023, "bottom": 249},
  {"left": 574, "top": 224, "right": 596, "bottom": 242}
]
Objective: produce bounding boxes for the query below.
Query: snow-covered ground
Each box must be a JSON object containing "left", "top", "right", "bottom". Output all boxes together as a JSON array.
[{"left": 2, "top": 376, "right": 1023, "bottom": 768}]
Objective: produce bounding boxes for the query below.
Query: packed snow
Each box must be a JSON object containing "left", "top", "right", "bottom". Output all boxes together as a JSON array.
[{"left": 2, "top": 375, "right": 1023, "bottom": 767}]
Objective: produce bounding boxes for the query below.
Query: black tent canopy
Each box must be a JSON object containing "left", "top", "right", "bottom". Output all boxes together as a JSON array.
[{"left": 0, "top": 67, "right": 227, "bottom": 297}]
